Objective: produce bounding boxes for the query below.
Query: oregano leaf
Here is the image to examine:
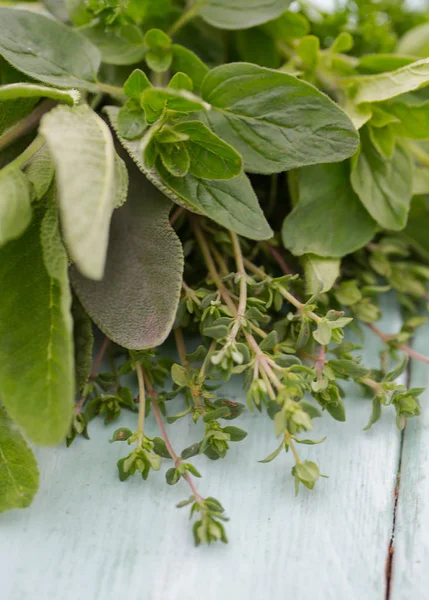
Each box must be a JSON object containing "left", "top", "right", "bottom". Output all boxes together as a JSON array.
[
  {"left": 200, "top": 63, "right": 359, "bottom": 174},
  {"left": 105, "top": 105, "right": 272, "bottom": 241},
  {"left": 0, "top": 8, "right": 101, "bottom": 90}
]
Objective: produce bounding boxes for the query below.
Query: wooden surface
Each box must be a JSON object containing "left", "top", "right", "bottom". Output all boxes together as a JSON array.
[{"left": 0, "top": 301, "right": 424, "bottom": 600}]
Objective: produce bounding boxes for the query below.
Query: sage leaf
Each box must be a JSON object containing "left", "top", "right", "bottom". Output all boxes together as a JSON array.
[
  {"left": 352, "top": 57, "right": 429, "bottom": 104},
  {"left": 0, "top": 198, "right": 74, "bottom": 445},
  {"left": 24, "top": 144, "right": 54, "bottom": 201},
  {"left": 0, "top": 168, "right": 31, "bottom": 247},
  {"left": 0, "top": 83, "right": 80, "bottom": 105},
  {"left": 0, "top": 405, "right": 39, "bottom": 513},
  {"left": 105, "top": 106, "right": 272, "bottom": 241},
  {"left": 70, "top": 158, "right": 184, "bottom": 350},
  {"left": 0, "top": 8, "right": 100, "bottom": 90},
  {"left": 282, "top": 163, "right": 377, "bottom": 257},
  {"left": 200, "top": 63, "right": 359, "bottom": 173},
  {"left": 303, "top": 255, "right": 340, "bottom": 295},
  {"left": 350, "top": 129, "right": 413, "bottom": 231},
  {"left": 40, "top": 105, "right": 119, "bottom": 280},
  {"left": 72, "top": 296, "right": 94, "bottom": 393},
  {"left": 200, "top": 0, "right": 289, "bottom": 30}
]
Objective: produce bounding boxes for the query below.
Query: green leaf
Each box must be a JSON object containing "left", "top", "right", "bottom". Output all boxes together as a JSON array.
[
  {"left": 303, "top": 255, "right": 340, "bottom": 295},
  {"left": 70, "top": 157, "right": 184, "bottom": 350},
  {"left": 313, "top": 319, "right": 332, "bottom": 345},
  {"left": 282, "top": 163, "right": 377, "bottom": 257},
  {"left": 144, "top": 28, "right": 171, "bottom": 50},
  {"left": 236, "top": 28, "right": 280, "bottom": 69},
  {"left": 0, "top": 168, "right": 32, "bottom": 247},
  {"left": 200, "top": 0, "right": 290, "bottom": 30},
  {"left": 0, "top": 83, "right": 80, "bottom": 105},
  {"left": 142, "top": 87, "right": 210, "bottom": 113},
  {"left": 171, "top": 363, "right": 189, "bottom": 387},
  {"left": 40, "top": 105, "right": 119, "bottom": 280},
  {"left": 105, "top": 106, "right": 272, "bottom": 241},
  {"left": 397, "top": 22, "right": 429, "bottom": 58},
  {"left": 81, "top": 23, "right": 146, "bottom": 66},
  {"left": 0, "top": 405, "right": 39, "bottom": 513},
  {"left": 0, "top": 197, "right": 74, "bottom": 445},
  {"left": 71, "top": 295, "right": 94, "bottom": 393},
  {"left": 24, "top": 143, "right": 55, "bottom": 201},
  {"left": 262, "top": 10, "right": 309, "bottom": 40},
  {"left": 200, "top": 63, "right": 358, "bottom": 174},
  {"left": 385, "top": 99, "right": 429, "bottom": 140},
  {"left": 171, "top": 44, "right": 209, "bottom": 94},
  {"left": 172, "top": 120, "right": 242, "bottom": 180},
  {"left": 124, "top": 69, "right": 151, "bottom": 99},
  {"left": 368, "top": 124, "right": 395, "bottom": 159},
  {"left": 329, "top": 359, "right": 369, "bottom": 379},
  {"left": 168, "top": 72, "right": 193, "bottom": 92},
  {"left": 401, "top": 196, "right": 429, "bottom": 260},
  {"left": 222, "top": 426, "right": 247, "bottom": 441},
  {"left": 363, "top": 395, "right": 382, "bottom": 431},
  {"left": 117, "top": 103, "right": 148, "bottom": 140},
  {"left": 296, "top": 35, "right": 319, "bottom": 70},
  {"left": 258, "top": 440, "right": 284, "bottom": 463},
  {"left": 352, "top": 57, "right": 429, "bottom": 104},
  {"left": 158, "top": 142, "right": 190, "bottom": 178},
  {"left": 110, "top": 427, "right": 133, "bottom": 442},
  {"left": 350, "top": 130, "right": 413, "bottom": 231},
  {"left": 0, "top": 8, "right": 100, "bottom": 90}
]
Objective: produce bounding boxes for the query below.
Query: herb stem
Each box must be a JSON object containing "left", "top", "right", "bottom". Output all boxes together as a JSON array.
[
  {"left": 75, "top": 336, "right": 110, "bottom": 414},
  {"left": 167, "top": 3, "right": 202, "bottom": 37},
  {"left": 285, "top": 430, "right": 301, "bottom": 463},
  {"left": 96, "top": 82, "right": 125, "bottom": 97},
  {"left": 0, "top": 100, "right": 54, "bottom": 153},
  {"left": 263, "top": 242, "right": 292, "bottom": 275},
  {"left": 174, "top": 327, "right": 189, "bottom": 367},
  {"left": 135, "top": 362, "right": 146, "bottom": 447},
  {"left": 170, "top": 206, "right": 185, "bottom": 225},
  {"left": 1, "top": 135, "right": 45, "bottom": 175},
  {"left": 368, "top": 323, "right": 429, "bottom": 365},
  {"left": 226, "top": 231, "right": 247, "bottom": 346},
  {"left": 315, "top": 345, "right": 326, "bottom": 380},
  {"left": 182, "top": 281, "right": 201, "bottom": 306},
  {"left": 151, "top": 392, "right": 204, "bottom": 504},
  {"left": 190, "top": 217, "right": 237, "bottom": 314}
]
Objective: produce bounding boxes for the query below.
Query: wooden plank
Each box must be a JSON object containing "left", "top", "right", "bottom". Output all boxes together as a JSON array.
[
  {"left": 390, "top": 321, "right": 429, "bottom": 600},
  {"left": 0, "top": 304, "right": 403, "bottom": 600}
]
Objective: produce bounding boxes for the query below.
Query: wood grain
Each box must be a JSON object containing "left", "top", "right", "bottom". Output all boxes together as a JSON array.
[
  {"left": 0, "top": 305, "right": 404, "bottom": 600},
  {"left": 390, "top": 320, "right": 429, "bottom": 600}
]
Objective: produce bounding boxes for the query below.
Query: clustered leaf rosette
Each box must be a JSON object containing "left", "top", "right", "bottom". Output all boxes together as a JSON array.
[{"left": 1, "top": 0, "right": 429, "bottom": 545}]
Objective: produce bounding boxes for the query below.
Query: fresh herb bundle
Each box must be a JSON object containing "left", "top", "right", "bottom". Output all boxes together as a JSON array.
[{"left": 2, "top": 0, "right": 429, "bottom": 546}]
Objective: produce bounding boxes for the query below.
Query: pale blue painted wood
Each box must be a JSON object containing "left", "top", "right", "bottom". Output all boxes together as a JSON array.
[
  {"left": 0, "top": 304, "right": 403, "bottom": 600},
  {"left": 390, "top": 321, "right": 429, "bottom": 600}
]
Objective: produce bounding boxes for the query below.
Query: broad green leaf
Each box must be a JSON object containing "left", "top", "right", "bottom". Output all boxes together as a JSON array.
[
  {"left": 117, "top": 103, "right": 148, "bottom": 140},
  {"left": 173, "top": 120, "right": 243, "bottom": 180},
  {"left": 71, "top": 296, "right": 94, "bottom": 393},
  {"left": 200, "top": 63, "right": 358, "bottom": 174},
  {"left": 40, "top": 105, "right": 118, "bottom": 280},
  {"left": 368, "top": 124, "right": 395, "bottom": 159},
  {"left": 236, "top": 28, "right": 280, "bottom": 69},
  {"left": 303, "top": 255, "right": 340, "bottom": 295},
  {"left": 0, "top": 8, "right": 101, "bottom": 90},
  {"left": 24, "top": 143, "right": 54, "bottom": 201},
  {"left": 105, "top": 106, "right": 273, "bottom": 241},
  {"left": 200, "top": 0, "right": 290, "bottom": 30},
  {"left": 0, "top": 83, "right": 80, "bottom": 105},
  {"left": 142, "top": 87, "right": 210, "bottom": 113},
  {"left": 81, "top": 24, "right": 146, "bottom": 66},
  {"left": 282, "top": 163, "right": 377, "bottom": 257},
  {"left": 397, "top": 22, "right": 429, "bottom": 58},
  {"left": 413, "top": 167, "right": 429, "bottom": 195},
  {"left": 158, "top": 142, "right": 190, "bottom": 177},
  {"left": 350, "top": 129, "right": 413, "bottom": 231},
  {"left": 0, "top": 405, "right": 39, "bottom": 513},
  {"left": 0, "top": 198, "right": 74, "bottom": 445},
  {"left": 357, "top": 54, "right": 415, "bottom": 75},
  {"left": 401, "top": 195, "right": 429, "bottom": 261},
  {"left": 351, "top": 57, "right": 429, "bottom": 104},
  {"left": 70, "top": 158, "right": 184, "bottom": 350},
  {"left": 262, "top": 10, "right": 309, "bottom": 40},
  {"left": 171, "top": 44, "right": 209, "bottom": 94},
  {"left": 0, "top": 168, "right": 31, "bottom": 247},
  {"left": 385, "top": 99, "right": 429, "bottom": 139},
  {"left": 124, "top": 69, "right": 151, "bottom": 99}
]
